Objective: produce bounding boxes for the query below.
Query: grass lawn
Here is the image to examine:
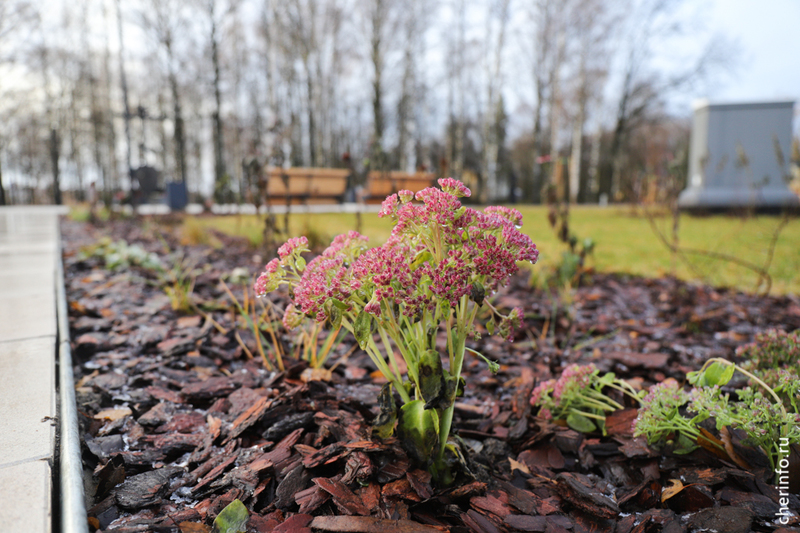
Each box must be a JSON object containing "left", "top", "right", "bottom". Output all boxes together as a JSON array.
[{"left": 186, "top": 206, "right": 800, "bottom": 295}]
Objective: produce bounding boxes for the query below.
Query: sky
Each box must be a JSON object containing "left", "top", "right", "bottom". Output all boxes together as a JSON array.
[{"left": 704, "top": 0, "right": 800, "bottom": 105}]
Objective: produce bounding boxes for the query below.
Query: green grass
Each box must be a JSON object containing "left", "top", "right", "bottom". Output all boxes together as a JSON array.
[{"left": 187, "top": 206, "right": 800, "bottom": 295}]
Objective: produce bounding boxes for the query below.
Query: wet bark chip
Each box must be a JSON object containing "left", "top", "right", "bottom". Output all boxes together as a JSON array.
[
  {"left": 114, "top": 466, "right": 183, "bottom": 510},
  {"left": 555, "top": 472, "right": 619, "bottom": 519},
  {"left": 687, "top": 506, "right": 754, "bottom": 533}
]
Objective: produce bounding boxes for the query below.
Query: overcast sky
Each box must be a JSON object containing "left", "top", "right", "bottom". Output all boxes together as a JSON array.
[{"left": 705, "top": 0, "right": 800, "bottom": 105}]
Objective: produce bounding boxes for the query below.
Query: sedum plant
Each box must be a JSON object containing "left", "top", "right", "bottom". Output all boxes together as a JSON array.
[
  {"left": 633, "top": 358, "right": 800, "bottom": 473},
  {"left": 254, "top": 178, "right": 539, "bottom": 484},
  {"left": 530, "top": 363, "right": 643, "bottom": 434}
]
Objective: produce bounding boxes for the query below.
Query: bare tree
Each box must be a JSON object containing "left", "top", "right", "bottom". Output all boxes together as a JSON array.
[
  {"left": 480, "top": 0, "right": 510, "bottom": 201},
  {"left": 565, "top": 0, "right": 614, "bottom": 203},
  {"left": 206, "top": 0, "right": 227, "bottom": 201},
  {"left": 138, "top": 0, "right": 190, "bottom": 185},
  {"left": 604, "top": 0, "right": 732, "bottom": 200}
]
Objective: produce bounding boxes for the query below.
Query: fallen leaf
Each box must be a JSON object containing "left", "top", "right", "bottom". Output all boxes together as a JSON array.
[
  {"left": 301, "top": 367, "right": 333, "bottom": 382},
  {"left": 94, "top": 408, "right": 132, "bottom": 421},
  {"left": 508, "top": 457, "right": 530, "bottom": 474},
  {"left": 661, "top": 479, "right": 684, "bottom": 502},
  {"left": 179, "top": 522, "right": 211, "bottom": 533},
  {"left": 211, "top": 499, "right": 248, "bottom": 533}
]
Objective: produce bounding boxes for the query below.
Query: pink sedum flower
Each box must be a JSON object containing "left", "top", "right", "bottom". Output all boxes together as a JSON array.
[
  {"left": 398, "top": 189, "right": 414, "bottom": 203},
  {"left": 254, "top": 258, "right": 281, "bottom": 296},
  {"left": 484, "top": 206, "right": 523, "bottom": 226},
  {"left": 282, "top": 304, "right": 305, "bottom": 330},
  {"left": 438, "top": 177, "right": 471, "bottom": 198},
  {"left": 379, "top": 194, "right": 399, "bottom": 218},
  {"left": 553, "top": 363, "right": 597, "bottom": 401},
  {"left": 278, "top": 236, "right": 309, "bottom": 259},
  {"left": 530, "top": 379, "right": 556, "bottom": 407}
]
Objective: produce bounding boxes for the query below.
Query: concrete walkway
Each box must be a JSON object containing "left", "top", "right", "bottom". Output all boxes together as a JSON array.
[{"left": 0, "top": 206, "right": 68, "bottom": 533}]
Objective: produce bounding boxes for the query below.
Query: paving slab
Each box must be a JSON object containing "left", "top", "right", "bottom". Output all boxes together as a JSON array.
[
  {"left": 0, "top": 337, "right": 56, "bottom": 466},
  {"left": 0, "top": 206, "right": 67, "bottom": 533},
  {"left": 0, "top": 291, "right": 57, "bottom": 342},
  {"left": 0, "top": 459, "right": 52, "bottom": 533},
  {"left": 0, "top": 268, "right": 57, "bottom": 299}
]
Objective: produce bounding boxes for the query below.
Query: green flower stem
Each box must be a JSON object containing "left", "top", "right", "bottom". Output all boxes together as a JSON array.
[
  {"left": 578, "top": 393, "right": 623, "bottom": 412},
  {"left": 602, "top": 380, "right": 642, "bottom": 402},
  {"left": 568, "top": 408, "right": 607, "bottom": 421},
  {"left": 376, "top": 325, "right": 407, "bottom": 385},
  {"left": 436, "top": 296, "right": 479, "bottom": 464},
  {"left": 583, "top": 389, "right": 625, "bottom": 410},
  {"left": 366, "top": 337, "right": 409, "bottom": 402},
  {"left": 341, "top": 316, "right": 410, "bottom": 404}
]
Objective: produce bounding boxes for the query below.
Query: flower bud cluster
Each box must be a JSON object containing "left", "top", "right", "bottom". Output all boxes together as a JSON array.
[
  {"left": 738, "top": 329, "right": 800, "bottom": 384},
  {"left": 631, "top": 379, "right": 692, "bottom": 442},
  {"left": 257, "top": 178, "right": 539, "bottom": 332},
  {"left": 529, "top": 363, "right": 610, "bottom": 423}
]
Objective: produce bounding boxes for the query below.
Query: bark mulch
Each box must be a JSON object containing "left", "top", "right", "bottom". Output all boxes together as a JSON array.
[{"left": 62, "top": 218, "right": 800, "bottom": 533}]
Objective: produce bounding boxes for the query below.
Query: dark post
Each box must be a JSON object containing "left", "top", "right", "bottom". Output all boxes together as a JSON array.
[
  {"left": 50, "top": 129, "right": 61, "bottom": 205},
  {"left": 0, "top": 154, "right": 6, "bottom": 206}
]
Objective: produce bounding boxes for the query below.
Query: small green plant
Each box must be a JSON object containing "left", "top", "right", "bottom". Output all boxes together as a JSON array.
[
  {"left": 686, "top": 358, "right": 800, "bottom": 471},
  {"left": 534, "top": 347, "right": 800, "bottom": 476},
  {"left": 255, "top": 178, "right": 539, "bottom": 485},
  {"left": 160, "top": 253, "right": 198, "bottom": 314},
  {"left": 631, "top": 357, "right": 800, "bottom": 473},
  {"left": 631, "top": 379, "right": 709, "bottom": 454},
  {"left": 78, "top": 237, "right": 162, "bottom": 271},
  {"left": 530, "top": 363, "right": 643, "bottom": 434}
]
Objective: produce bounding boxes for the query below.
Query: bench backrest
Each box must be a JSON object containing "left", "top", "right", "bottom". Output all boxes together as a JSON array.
[
  {"left": 265, "top": 167, "right": 351, "bottom": 198},
  {"left": 366, "top": 171, "right": 436, "bottom": 199}
]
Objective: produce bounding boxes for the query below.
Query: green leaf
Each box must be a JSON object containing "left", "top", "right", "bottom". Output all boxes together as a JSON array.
[
  {"left": 211, "top": 499, "right": 249, "bottom": 533},
  {"left": 330, "top": 298, "right": 349, "bottom": 310},
  {"left": 673, "top": 433, "right": 699, "bottom": 455},
  {"left": 354, "top": 311, "right": 372, "bottom": 350},
  {"left": 703, "top": 362, "right": 735, "bottom": 387},
  {"left": 418, "top": 349, "right": 446, "bottom": 409},
  {"left": 597, "top": 372, "right": 616, "bottom": 387},
  {"left": 442, "top": 372, "right": 465, "bottom": 405},
  {"left": 486, "top": 319, "right": 495, "bottom": 336},
  {"left": 397, "top": 400, "right": 438, "bottom": 466},
  {"left": 411, "top": 250, "right": 433, "bottom": 271},
  {"left": 566, "top": 412, "right": 597, "bottom": 433},
  {"left": 295, "top": 256, "right": 306, "bottom": 270},
  {"left": 372, "top": 383, "right": 397, "bottom": 439},
  {"left": 329, "top": 304, "right": 343, "bottom": 330}
]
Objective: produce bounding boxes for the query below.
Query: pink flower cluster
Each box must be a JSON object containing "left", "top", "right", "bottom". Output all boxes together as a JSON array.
[
  {"left": 631, "top": 379, "right": 688, "bottom": 435},
  {"left": 498, "top": 307, "right": 524, "bottom": 340},
  {"left": 530, "top": 363, "right": 598, "bottom": 418},
  {"left": 439, "top": 177, "right": 471, "bottom": 198},
  {"left": 292, "top": 231, "right": 368, "bottom": 321},
  {"left": 255, "top": 177, "right": 540, "bottom": 334},
  {"left": 278, "top": 236, "right": 309, "bottom": 259},
  {"left": 351, "top": 245, "right": 415, "bottom": 315},
  {"left": 530, "top": 379, "right": 556, "bottom": 407},
  {"left": 254, "top": 258, "right": 283, "bottom": 296},
  {"left": 484, "top": 206, "right": 523, "bottom": 226},
  {"left": 553, "top": 363, "right": 597, "bottom": 400}
]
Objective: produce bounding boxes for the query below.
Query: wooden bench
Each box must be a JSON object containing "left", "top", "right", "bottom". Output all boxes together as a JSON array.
[
  {"left": 363, "top": 171, "right": 436, "bottom": 204},
  {"left": 263, "top": 167, "right": 351, "bottom": 205}
]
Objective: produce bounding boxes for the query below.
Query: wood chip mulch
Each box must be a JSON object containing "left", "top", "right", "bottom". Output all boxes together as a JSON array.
[{"left": 62, "top": 218, "right": 800, "bottom": 533}]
